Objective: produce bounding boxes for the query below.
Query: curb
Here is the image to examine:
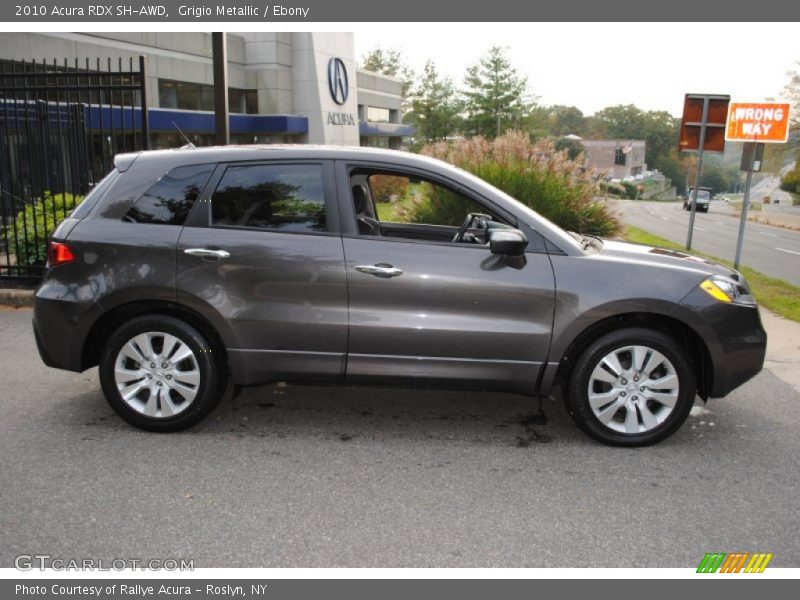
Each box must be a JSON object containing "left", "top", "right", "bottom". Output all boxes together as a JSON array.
[{"left": 0, "top": 288, "right": 35, "bottom": 307}]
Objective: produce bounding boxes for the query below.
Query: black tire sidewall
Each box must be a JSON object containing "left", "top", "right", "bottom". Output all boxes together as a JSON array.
[
  {"left": 565, "top": 327, "right": 696, "bottom": 446},
  {"left": 99, "top": 315, "right": 225, "bottom": 432}
]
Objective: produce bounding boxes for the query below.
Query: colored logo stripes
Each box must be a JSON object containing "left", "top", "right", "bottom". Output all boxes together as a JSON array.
[{"left": 697, "top": 552, "right": 773, "bottom": 573}]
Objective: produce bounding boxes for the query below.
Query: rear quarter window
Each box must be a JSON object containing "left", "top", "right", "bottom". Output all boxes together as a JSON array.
[
  {"left": 123, "top": 164, "right": 214, "bottom": 225},
  {"left": 69, "top": 170, "right": 119, "bottom": 219}
]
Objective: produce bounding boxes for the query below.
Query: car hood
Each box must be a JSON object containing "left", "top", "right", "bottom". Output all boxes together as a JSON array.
[{"left": 598, "top": 239, "right": 738, "bottom": 279}]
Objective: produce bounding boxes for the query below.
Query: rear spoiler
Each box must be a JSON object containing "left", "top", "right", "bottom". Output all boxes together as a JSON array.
[{"left": 114, "top": 152, "right": 141, "bottom": 173}]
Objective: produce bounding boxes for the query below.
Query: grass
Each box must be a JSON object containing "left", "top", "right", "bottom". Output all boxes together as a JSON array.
[
  {"left": 732, "top": 200, "right": 762, "bottom": 212},
  {"left": 375, "top": 202, "right": 395, "bottom": 222},
  {"left": 623, "top": 225, "right": 800, "bottom": 323}
]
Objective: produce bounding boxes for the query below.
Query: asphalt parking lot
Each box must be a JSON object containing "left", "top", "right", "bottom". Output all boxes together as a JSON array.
[{"left": 1, "top": 306, "right": 799, "bottom": 568}]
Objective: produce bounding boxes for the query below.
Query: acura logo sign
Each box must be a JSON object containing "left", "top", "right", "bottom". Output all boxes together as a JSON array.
[{"left": 327, "top": 57, "right": 349, "bottom": 105}]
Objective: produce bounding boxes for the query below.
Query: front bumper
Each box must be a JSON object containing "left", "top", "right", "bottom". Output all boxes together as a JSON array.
[{"left": 675, "top": 286, "right": 767, "bottom": 398}]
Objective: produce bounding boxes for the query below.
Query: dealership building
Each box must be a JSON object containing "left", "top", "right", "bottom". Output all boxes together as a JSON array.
[{"left": 0, "top": 32, "right": 413, "bottom": 149}]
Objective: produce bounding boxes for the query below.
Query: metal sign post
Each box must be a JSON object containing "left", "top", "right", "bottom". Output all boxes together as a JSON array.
[
  {"left": 678, "top": 93, "right": 730, "bottom": 251},
  {"left": 734, "top": 142, "right": 764, "bottom": 270},
  {"left": 725, "top": 101, "right": 791, "bottom": 270},
  {"left": 685, "top": 97, "right": 708, "bottom": 250}
]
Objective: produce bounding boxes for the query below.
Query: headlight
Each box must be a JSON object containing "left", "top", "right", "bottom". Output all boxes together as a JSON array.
[{"left": 699, "top": 275, "right": 756, "bottom": 306}]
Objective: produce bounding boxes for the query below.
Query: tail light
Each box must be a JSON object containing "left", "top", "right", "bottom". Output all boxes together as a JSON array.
[{"left": 47, "top": 241, "right": 75, "bottom": 267}]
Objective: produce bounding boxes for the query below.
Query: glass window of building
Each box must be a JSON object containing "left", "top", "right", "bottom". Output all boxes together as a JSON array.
[{"left": 366, "top": 106, "right": 391, "bottom": 123}]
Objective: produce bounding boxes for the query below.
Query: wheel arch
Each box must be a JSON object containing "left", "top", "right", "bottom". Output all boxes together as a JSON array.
[
  {"left": 82, "top": 300, "right": 230, "bottom": 374},
  {"left": 552, "top": 312, "right": 713, "bottom": 400}
]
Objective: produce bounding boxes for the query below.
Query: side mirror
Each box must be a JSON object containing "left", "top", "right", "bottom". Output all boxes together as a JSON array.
[{"left": 488, "top": 228, "right": 528, "bottom": 256}]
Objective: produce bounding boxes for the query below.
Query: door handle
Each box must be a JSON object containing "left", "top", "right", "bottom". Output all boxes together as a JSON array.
[
  {"left": 355, "top": 263, "right": 404, "bottom": 278},
  {"left": 184, "top": 248, "right": 231, "bottom": 260}
]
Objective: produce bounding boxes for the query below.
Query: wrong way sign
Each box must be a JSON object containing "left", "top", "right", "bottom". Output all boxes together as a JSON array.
[{"left": 725, "top": 102, "right": 791, "bottom": 143}]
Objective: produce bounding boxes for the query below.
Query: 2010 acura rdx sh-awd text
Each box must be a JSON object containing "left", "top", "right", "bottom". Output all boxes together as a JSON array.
[{"left": 33, "top": 146, "right": 766, "bottom": 445}]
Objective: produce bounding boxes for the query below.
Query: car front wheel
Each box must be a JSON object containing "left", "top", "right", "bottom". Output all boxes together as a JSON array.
[
  {"left": 99, "top": 315, "right": 226, "bottom": 432},
  {"left": 565, "top": 327, "right": 696, "bottom": 446}
]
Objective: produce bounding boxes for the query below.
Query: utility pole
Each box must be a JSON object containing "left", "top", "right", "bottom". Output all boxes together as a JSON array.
[{"left": 212, "top": 32, "right": 229, "bottom": 146}]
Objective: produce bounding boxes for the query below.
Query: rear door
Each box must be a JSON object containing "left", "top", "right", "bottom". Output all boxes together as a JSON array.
[
  {"left": 177, "top": 159, "right": 348, "bottom": 385},
  {"left": 336, "top": 161, "right": 556, "bottom": 394}
]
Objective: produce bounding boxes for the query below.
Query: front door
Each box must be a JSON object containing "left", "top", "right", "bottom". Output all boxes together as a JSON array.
[{"left": 338, "top": 164, "right": 555, "bottom": 394}]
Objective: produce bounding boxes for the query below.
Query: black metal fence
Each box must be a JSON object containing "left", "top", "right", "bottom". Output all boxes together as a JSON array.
[{"left": 0, "top": 56, "right": 149, "bottom": 285}]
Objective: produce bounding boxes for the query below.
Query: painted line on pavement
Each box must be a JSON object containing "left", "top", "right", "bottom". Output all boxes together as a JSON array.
[{"left": 775, "top": 247, "right": 800, "bottom": 256}]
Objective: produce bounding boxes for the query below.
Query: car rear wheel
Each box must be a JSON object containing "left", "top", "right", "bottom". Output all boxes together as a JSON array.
[
  {"left": 565, "top": 327, "right": 696, "bottom": 446},
  {"left": 99, "top": 315, "right": 226, "bottom": 432}
]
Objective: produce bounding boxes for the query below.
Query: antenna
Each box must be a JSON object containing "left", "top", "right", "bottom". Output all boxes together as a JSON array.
[{"left": 171, "top": 121, "right": 195, "bottom": 148}]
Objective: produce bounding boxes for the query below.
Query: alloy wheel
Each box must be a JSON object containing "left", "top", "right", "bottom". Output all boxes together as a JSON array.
[
  {"left": 587, "top": 344, "right": 680, "bottom": 434},
  {"left": 113, "top": 331, "right": 201, "bottom": 419}
]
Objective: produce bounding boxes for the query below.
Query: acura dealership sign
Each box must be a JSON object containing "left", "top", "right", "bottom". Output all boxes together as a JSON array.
[
  {"left": 326, "top": 56, "right": 356, "bottom": 126},
  {"left": 328, "top": 57, "right": 349, "bottom": 105}
]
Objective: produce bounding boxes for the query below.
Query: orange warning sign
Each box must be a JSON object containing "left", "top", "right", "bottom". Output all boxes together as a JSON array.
[{"left": 725, "top": 102, "right": 791, "bottom": 143}]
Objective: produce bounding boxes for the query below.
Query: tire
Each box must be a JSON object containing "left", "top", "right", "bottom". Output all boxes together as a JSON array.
[
  {"left": 99, "top": 315, "right": 227, "bottom": 432},
  {"left": 564, "top": 327, "right": 696, "bottom": 446}
]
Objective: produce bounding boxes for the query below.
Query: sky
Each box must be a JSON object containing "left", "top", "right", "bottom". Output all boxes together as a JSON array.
[{"left": 353, "top": 22, "right": 800, "bottom": 117}]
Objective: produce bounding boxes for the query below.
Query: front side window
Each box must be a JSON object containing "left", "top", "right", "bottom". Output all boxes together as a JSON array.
[
  {"left": 211, "top": 164, "right": 326, "bottom": 233},
  {"left": 362, "top": 172, "right": 486, "bottom": 227},
  {"left": 124, "top": 164, "right": 213, "bottom": 225}
]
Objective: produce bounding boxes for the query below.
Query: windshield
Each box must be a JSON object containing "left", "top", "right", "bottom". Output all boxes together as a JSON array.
[{"left": 696, "top": 190, "right": 711, "bottom": 199}]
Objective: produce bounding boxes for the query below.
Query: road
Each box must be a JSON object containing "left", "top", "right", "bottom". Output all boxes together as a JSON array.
[
  {"left": 747, "top": 160, "right": 796, "bottom": 207},
  {"left": 615, "top": 199, "right": 800, "bottom": 286},
  {"left": 2, "top": 307, "right": 800, "bottom": 568}
]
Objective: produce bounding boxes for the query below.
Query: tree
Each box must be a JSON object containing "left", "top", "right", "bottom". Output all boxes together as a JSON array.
[
  {"left": 640, "top": 111, "right": 680, "bottom": 169},
  {"left": 554, "top": 137, "right": 585, "bottom": 160},
  {"left": 463, "top": 46, "right": 532, "bottom": 138},
  {"left": 781, "top": 150, "right": 800, "bottom": 194},
  {"left": 544, "top": 105, "right": 587, "bottom": 137},
  {"left": 405, "top": 61, "right": 463, "bottom": 144},
  {"left": 360, "top": 47, "right": 415, "bottom": 103},
  {"left": 589, "top": 104, "right": 646, "bottom": 139},
  {"left": 784, "top": 62, "right": 800, "bottom": 125},
  {"left": 656, "top": 150, "right": 689, "bottom": 195}
]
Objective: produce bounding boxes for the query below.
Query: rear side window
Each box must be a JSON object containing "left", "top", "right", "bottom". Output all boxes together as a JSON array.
[
  {"left": 124, "top": 164, "right": 213, "bottom": 225},
  {"left": 211, "top": 164, "right": 326, "bottom": 232}
]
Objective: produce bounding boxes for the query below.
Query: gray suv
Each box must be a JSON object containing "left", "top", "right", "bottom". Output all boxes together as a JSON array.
[{"left": 33, "top": 146, "right": 766, "bottom": 445}]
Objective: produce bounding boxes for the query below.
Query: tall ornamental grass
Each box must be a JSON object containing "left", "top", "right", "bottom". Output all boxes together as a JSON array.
[{"left": 411, "top": 131, "right": 620, "bottom": 237}]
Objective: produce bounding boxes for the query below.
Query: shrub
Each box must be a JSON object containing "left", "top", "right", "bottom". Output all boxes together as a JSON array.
[
  {"left": 599, "top": 181, "right": 626, "bottom": 197},
  {"left": 7, "top": 191, "right": 83, "bottom": 266},
  {"left": 781, "top": 164, "right": 800, "bottom": 194},
  {"left": 414, "top": 131, "right": 620, "bottom": 236},
  {"left": 369, "top": 174, "right": 409, "bottom": 203},
  {"left": 621, "top": 181, "right": 639, "bottom": 199}
]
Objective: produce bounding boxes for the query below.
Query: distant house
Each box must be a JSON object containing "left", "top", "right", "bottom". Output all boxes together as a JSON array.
[{"left": 579, "top": 139, "right": 646, "bottom": 179}]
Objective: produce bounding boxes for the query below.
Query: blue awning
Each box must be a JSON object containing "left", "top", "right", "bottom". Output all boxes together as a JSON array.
[
  {"left": 84, "top": 106, "right": 308, "bottom": 135},
  {"left": 0, "top": 100, "right": 309, "bottom": 135},
  {"left": 359, "top": 121, "right": 414, "bottom": 137}
]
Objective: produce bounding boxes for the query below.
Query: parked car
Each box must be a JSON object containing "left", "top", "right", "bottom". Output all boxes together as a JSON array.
[
  {"left": 33, "top": 146, "right": 766, "bottom": 446},
  {"left": 683, "top": 187, "right": 712, "bottom": 212}
]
